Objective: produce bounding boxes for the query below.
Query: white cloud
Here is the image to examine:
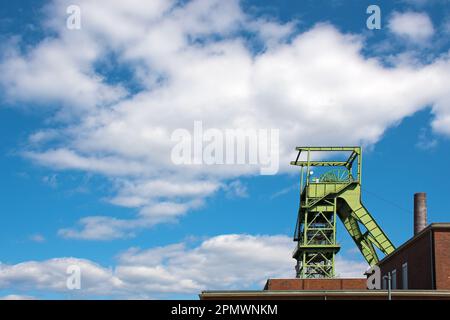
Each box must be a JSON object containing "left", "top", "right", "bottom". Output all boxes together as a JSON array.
[
  {"left": 25, "top": 149, "right": 148, "bottom": 176},
  {"left": 29, "top": 234, "right": 46, "bottom": 243},
  {"left": 335, "top": 257, "right": 368, "bottom": 278},
  {"left": 113, "top": 234, "right": 291, "bottom": 294},
  {"left": 223, "top": 180, "right": 249, "bottom": 198},
  {"left": 58, "top": 198, "right": 205, "bottom": 240},
  {"left": 42, "top": 174, "right": 58, "bottom": 188},
  {"left": 28, "top": 129, "right": 59, "bottom": 145},
  {"left": 0, "top": 294, "right": 36, "bottom": 300},
  {"left": 0, "top": 35, "right": 126, "bottom": 115},
  {"left": 416, "top": 127, "right": 438, "bottom": 150},
  {"left": 388, "top": 11, "right": 435, "bottom": 43},
  {"left": 109, "top": 179, "right": 221, "bottom": 207},
  {"left": 402, "top": 0, "right": 447, "bottom": 6},
  {"left": 1, "top": 0, "right": 450, "bottom": 238},
  {"left": 270, "top": 184, "right": 297, "bottom": 200},
  {"left": 403, "top": 0, "right": 429, "bottom": 5},
  {"left": 0, "top": 258, "right": 121, "bottom": 296},
  {"left": 0, "top": 234, "right": 367, "bottom": 298},
  {"left": 58, "top": 216, "right": 141, "bottom": 240}
]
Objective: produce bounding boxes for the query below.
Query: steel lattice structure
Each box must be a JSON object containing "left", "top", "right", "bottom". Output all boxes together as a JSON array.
[{"left": 291, "top": 147, "right": 395, "bottom": 278}]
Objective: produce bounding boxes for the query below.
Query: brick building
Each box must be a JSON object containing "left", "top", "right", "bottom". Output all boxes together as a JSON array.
[{"left": 378, "top": 223, "right": 450, "bottom": 290}]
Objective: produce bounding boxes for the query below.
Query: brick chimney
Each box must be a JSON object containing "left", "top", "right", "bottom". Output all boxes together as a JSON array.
[{"left": 414, "top": 192, "right": 427, "bottom": 235}]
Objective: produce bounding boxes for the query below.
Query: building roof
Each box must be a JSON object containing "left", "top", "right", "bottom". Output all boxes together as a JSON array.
[{"left": 199, "top": 290, "right": 450, "bottom": 300}]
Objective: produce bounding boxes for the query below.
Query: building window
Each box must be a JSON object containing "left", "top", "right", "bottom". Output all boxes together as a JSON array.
[
  {"left": 382, "top": 274, "right": 387, "bottom": 289},
  {"left": 402, "top": 263, "right": 408, "bottom": 290},
  {"left": 392, "top": 269, "right": 397, "bottom": 289}
]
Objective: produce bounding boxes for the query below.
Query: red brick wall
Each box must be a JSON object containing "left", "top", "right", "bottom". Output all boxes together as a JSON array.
[
  {"left": 379, "top": 231, "right": 433, "bottom": 289},
  {"left": 434, "top": 230, "right": 450, "bottom": 289},
  {"left": 265, "top": 278, "right": 367, "bottom": 291}
]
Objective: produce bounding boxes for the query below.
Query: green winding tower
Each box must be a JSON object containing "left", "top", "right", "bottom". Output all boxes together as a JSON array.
[{"left": 291, "top": 147, "right": 395, "bottom": 278}]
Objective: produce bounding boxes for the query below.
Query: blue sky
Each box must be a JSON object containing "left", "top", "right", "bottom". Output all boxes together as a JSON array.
[{"left": 0, "top": 0, "right": 450, "bottom": 299}]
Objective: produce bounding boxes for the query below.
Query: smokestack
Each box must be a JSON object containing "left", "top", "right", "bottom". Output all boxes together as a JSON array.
[{"left": 414, "top": 192, "right": 427, "bottom": 235}]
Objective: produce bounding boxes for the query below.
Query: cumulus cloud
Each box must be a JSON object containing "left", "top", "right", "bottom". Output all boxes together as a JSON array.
[
  {"left": 0, "top": 258, "right": 121, "bottom": 296},
  {"left": 0, "top": 34, "right": 126, "bottom": 114},
  {"left": 1, "top": 0, "right": 450, "bottom": 239},
  {"left": 335, "top": 257, "right": 369, "bottom": 278},
  {"left": 58, "top": 216, "right": 141, "bottom": 240},
  {"left": 0, "top": 234, "right": 367, "bottom": 298},
  {"left": 58, "top": 197, "right": 205, "bottom": 240},
  {"left": 388, "top": 11, "right": 435, "bottom": 43}
]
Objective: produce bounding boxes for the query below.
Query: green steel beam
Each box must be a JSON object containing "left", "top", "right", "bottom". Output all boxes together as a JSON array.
[
  {"left": 290, "top": 161, "right": 347, "bottom": 167},
  {"left": 345, "top": 151, "right": 358, "bottom": 169},
  {"left": 295, "top": 147, "right": 360, "bottom": 152}
]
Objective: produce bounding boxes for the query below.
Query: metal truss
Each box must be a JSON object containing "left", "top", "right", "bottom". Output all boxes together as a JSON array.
[{"left": 291, "top": 147, "right": 395, "bottom": 278}]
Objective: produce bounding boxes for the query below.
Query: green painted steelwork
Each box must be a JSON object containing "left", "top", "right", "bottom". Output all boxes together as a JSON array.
[{"left": 291, "top": 147, "right": 395, "bottom": 278}]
